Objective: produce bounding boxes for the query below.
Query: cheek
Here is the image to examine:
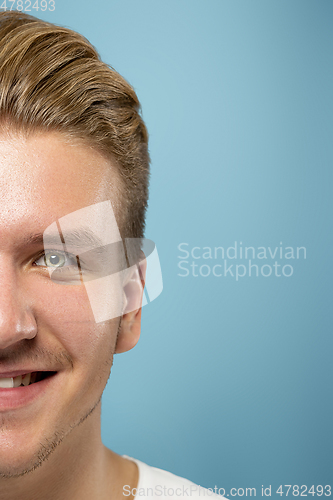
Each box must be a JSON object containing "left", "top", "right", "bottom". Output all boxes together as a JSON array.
[{"left": 31, "top": 281, "right": 120, "bottom": 367}]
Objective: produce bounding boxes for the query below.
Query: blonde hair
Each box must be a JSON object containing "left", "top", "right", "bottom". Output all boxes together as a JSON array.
[{"left": 0, "top": 11, "right": 150, "bottom": 239}]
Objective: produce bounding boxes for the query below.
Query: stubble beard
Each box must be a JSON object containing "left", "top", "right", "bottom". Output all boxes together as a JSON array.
[
  {"left": 0, "top": 350, "right": 116, "bottom": 479},
  {"left": 0, "top": 389, "right": 103, "bottom": 480},
  {"left": 0, "top": 318, "right": 120, "bottom": 479}
]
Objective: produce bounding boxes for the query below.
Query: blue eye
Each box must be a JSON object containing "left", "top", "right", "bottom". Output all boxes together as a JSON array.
[{"left": 35, "top": 251, "right": 76, "bottom": 268}]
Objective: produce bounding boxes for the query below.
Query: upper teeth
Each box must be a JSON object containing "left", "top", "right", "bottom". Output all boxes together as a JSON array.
[{"left": 0, "top": 373, "right": 32, "bottom": 389}]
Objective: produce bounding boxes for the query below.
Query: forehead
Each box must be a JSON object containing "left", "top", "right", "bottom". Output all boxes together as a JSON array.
[{"left": 0, "top": 130, "right": 122, "bottom": 235}]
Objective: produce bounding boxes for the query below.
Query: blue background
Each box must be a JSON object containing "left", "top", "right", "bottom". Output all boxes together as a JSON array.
[{"left": 39, "top": 0, "right": 332, "bottom": 495}]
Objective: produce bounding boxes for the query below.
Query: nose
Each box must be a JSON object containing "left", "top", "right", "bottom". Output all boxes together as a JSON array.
[{"left": 0, "top": 263, "right": 37, "bottom": 350}]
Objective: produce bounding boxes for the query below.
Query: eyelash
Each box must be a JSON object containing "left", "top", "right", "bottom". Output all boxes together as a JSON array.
[{"left": 33, "top": 250, "right": 78, "bottom": 268}]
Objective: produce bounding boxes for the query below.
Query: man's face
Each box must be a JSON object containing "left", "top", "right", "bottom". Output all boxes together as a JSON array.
[{"left": 0, "top": 130, "right": 124, "bottom": 476}]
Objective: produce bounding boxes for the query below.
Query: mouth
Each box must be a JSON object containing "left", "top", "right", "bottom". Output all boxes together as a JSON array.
[
  {"left": 0, "top": 372, "right": 57, "bottom": 389},
  {"left": 0, "top": 371, "right": 60, "bottom": 410}
]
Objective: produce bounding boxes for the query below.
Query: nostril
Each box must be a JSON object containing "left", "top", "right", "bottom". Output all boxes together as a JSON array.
[{"left": 0, "top": 312, "right": 37, "bottom": 349}]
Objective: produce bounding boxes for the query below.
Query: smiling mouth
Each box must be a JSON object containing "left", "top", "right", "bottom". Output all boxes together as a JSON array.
[{"left": 0, "top": 372, "right": 57, "bottom": 388}]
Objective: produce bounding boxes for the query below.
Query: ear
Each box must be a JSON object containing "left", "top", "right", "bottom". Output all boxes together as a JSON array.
[{"left": 115, "top": 258, "right": 146, "bottom": 354}]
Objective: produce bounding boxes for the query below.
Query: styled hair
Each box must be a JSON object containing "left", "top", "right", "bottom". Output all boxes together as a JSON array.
[{"left": 0, "top": 11, "right": 150, "bottom": 240}]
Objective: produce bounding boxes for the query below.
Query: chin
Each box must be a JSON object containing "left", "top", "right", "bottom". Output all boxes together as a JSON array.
[
  {"left": 0, "top": 424, "right": 64, "bottom": 479},
  {"left": 0, "top": 453, "right": 45, "bottom": 479}
]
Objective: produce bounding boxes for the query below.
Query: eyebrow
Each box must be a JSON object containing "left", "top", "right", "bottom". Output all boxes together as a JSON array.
[{"left": 23, "top": 227, "right": 106, "bottom": 250}]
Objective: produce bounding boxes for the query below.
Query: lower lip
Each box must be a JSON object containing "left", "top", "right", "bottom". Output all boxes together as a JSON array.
[{"left": 0, "top": 374, "right": 58, "bottom": 411}]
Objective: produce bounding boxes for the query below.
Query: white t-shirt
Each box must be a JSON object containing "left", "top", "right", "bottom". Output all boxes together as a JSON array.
[{"left": 122, "top": 456, "right": 222, "bottom": 499}]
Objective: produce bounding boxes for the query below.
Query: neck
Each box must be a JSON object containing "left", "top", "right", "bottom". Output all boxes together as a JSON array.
[{"left": 0, "top": 403, "right": 138, "bottom": 500}]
